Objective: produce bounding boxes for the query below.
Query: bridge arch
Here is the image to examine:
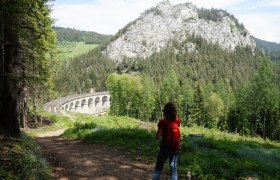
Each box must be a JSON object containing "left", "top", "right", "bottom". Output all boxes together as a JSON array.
[
  {"left": 65, "top": 104, "right": 69, "bottom": 111},
  {"left": 95, "top": 97, "right": 101, "bottom": 114},
  {"left": 81, "top": 99, "right": 87, "bottom": 113},
  {"left": 88, "top": 98, "right": 94, "bottom": 113},
  {"left": 70, "top": 102, "right": 74, "bottom": 112},
  {"left": 75, "top": 101, "right": 81, "bottom": 112},
  {"left": 102, "top": 96, "right": 109, "bottom": 107}
]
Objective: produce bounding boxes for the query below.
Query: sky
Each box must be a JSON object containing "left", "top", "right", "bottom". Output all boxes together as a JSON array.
[{"left": 51, "top": 0, "right": 280, "bottom": 43}]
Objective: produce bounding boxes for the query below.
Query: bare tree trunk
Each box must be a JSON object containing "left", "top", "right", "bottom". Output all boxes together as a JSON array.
[
  {"left": 33, "top": 90, "right": 37, "bottom": 124},
  {"left": 39, "top": 96, "right": 43, "bottom": 124},
  {"left": 22, "top": 88, "right": 28, "bottom": 128}
]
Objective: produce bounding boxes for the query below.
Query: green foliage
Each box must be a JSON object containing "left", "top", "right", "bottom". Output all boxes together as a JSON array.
[
  {"left": 53, "top": 26, "right": 112, "bottom": 44},
  {"left": 106, "top": 73, "right": 145, "bottom": 118},
  {"left": 190, "top": 83, "right": 205, "bottom": 126},
  {"left": 205, "top": 92, "right": 224, "bottom": 128},
  {"left": 0, "top": 134, "right": 51, "bottom": 179}
]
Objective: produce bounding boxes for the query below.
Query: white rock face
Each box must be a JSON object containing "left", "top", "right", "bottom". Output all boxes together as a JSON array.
[{"left": 104, "top": 0, "right": 256, "bottom": 62}]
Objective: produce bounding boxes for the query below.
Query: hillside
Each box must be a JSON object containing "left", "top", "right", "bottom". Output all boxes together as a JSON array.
[
  {"left": 56, "top": 41, "right": 98, "bottom": 61},
  {"left": 53, "top": 26, "right": 112, "bottom": 44},
  {"left": 254, "top": 37, "right": 280, "bottom": 61},
  {"left": 54, "top": 27, "right": 113, "bottom": 61},
  {"left": 104, "top": 0, "right": 255, "bottom": 62}
]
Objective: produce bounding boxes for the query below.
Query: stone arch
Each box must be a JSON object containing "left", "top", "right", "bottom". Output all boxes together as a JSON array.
[
  {"left": 88, "top": 98, "right": 93, "bottom": 107},
  {"left": 61, "top": 107, "right": 64, "bottom": 110},
  {"left": 75, "top": 100, "right": 81, "bottom": 112},
  {"left": 70, "top": 102, "right": 74, "bottom": 112},
  {"left": 95, "top": 97, "right": 101, "bottom": 107},
  {"left": 81, "top": 99, "right": 87, "bottom": 113},
  {"left": 102, "top": 96, "right": 109, "bottom": 107},
  {"left": 65, "top": 104, "right": 69, "bottom": 111},
  {"left": 88, "top": 98, "right": 94, "bottom": 113},
  {"left": 95, "top": 97, "right": 101, "bottom": 114}
]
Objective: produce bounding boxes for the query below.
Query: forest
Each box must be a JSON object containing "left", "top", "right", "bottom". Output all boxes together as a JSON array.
[{"left": 53, "top": 26, "right": 112, "bottom": 44}]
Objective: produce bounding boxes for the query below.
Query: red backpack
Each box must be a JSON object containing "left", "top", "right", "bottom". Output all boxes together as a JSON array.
[{"left": 164, "top": 121, "right": 181, "bottom": 152}]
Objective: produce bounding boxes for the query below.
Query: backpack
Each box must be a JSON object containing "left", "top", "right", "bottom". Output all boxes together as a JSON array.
[{"left": 164, "top": 121, "right": 181, "bottom": 152}]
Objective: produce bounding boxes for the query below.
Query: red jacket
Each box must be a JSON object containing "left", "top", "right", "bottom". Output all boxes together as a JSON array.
[{"left": 157, "top": 118, "right": 181, "bottom": 151}]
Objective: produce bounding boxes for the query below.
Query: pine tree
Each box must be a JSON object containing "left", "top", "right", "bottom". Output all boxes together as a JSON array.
[{"left": 190, "top": 83, "right": 205, "bottom": 126}]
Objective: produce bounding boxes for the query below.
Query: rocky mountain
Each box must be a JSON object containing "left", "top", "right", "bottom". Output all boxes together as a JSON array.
[{"left": 104, "top": 0, "right": 256, "bottom": 62}]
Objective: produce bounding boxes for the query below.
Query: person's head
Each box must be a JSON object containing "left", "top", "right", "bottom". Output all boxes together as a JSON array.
[{"left": 163, "top": 102, "right": 177, "bottom": 121}]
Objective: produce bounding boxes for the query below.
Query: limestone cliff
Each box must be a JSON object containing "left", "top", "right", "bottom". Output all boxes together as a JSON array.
[{"left": 104, "top": 0, "right": 256, "bottom": 62}]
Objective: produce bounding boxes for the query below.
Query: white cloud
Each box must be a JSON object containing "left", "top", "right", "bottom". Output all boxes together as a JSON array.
[
  {"left": 175, "top": 0, "right": 244, "bottom": 9},
  {"left": 51, "top": 0, "right": 280, "bottom": 43},
  {"left": 52, "top": 0, "right": 159, "bottom": 34},
  {"left": 236, "top": 13, "right": 280, "bottom": 42},
  {"left": 256, "top": 0, "right": 280, "bottom": 7}
]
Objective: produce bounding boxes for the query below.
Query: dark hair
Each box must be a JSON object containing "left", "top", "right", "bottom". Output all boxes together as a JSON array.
[{"left": 163, "top": 102, "right": 177, "bottom": 121}]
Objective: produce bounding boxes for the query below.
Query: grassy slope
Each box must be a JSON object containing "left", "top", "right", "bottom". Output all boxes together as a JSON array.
[
  {"left": 62, "top": 114, "right": 280, "bottom": 179},
  {"left": 0, "top": 134, "right": 51, "bottom": 180},
  {"left": 57, "top": 41, "right": 98, "bottom": 61}
]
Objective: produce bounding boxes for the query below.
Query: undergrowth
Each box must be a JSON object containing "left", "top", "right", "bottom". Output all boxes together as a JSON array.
[{"left": 0, "top": 133, "right": 51, "bottom": 180}]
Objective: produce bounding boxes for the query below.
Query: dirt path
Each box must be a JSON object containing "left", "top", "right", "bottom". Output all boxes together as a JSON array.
[{"left": 35, "top": 130, "right": 167, "bottom": 180}]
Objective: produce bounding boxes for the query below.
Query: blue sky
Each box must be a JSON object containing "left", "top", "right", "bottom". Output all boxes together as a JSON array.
[{"left": 51, "top": 0, "right": 280, "bottom": 43}]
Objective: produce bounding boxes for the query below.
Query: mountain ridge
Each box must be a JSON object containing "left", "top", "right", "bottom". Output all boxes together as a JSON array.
[{"left": 104, "top": 0, "right": 256, "bottom": 62}]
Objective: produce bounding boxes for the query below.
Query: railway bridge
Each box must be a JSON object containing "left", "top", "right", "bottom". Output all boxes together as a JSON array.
[{"left": 44, "top": 91, "right": 110, "bottom": 114}]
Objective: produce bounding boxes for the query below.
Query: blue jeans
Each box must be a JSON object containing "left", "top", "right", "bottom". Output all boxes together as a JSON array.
[{"left": 152, "top": 147, "right": 179, "bottom": 180}]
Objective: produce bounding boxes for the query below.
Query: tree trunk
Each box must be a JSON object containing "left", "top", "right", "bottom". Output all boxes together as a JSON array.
[
  {"left": 33, "top": 94, "right": 37, "bottom": 124},
  {"left": 263, "top": 109, "right": 266, "bottom": 139},
  {"left": 0, "top": 42, "right": 21, "bottom": 137},
  {"left": 22, "top": 87, "right": 28, "bottom": 128}
]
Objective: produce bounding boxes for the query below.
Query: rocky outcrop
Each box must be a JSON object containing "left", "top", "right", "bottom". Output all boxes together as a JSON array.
[{"left": 104, "top": 0, "right": 256, "bottom": 62}]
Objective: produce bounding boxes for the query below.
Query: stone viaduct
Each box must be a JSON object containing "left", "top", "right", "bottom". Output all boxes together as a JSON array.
[{"left": 44, "top": 91, "right": 110, "bottom": 114}]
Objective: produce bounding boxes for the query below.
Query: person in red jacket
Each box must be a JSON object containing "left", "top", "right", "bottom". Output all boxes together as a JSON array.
[{"left": 152, "top": 102, "right": 181, "bottom": 180}]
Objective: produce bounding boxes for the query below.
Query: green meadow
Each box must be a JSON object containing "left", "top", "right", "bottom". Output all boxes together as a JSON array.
[{"left": 57, "top": 41, "right": 98, "bottom": 61}]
